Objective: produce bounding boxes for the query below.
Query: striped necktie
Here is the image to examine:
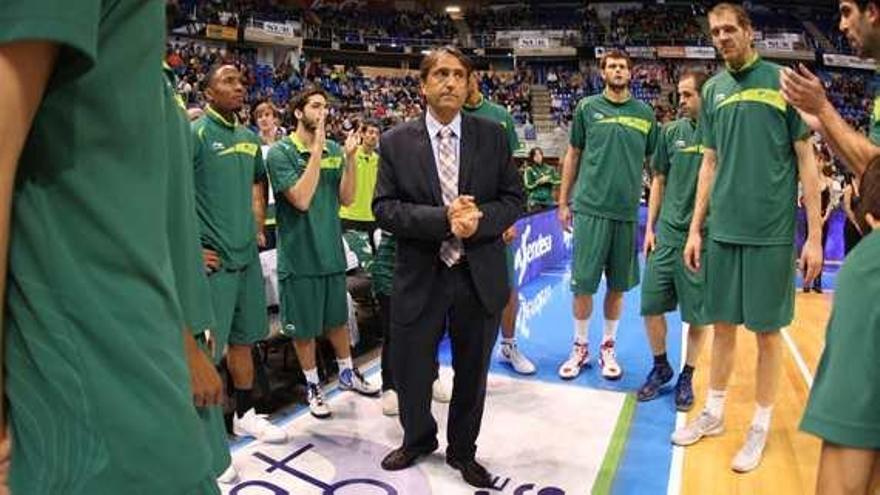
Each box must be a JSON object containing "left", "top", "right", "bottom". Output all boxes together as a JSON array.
[{"left": 437, "top": 127, "right": 462, "bottom": 266}]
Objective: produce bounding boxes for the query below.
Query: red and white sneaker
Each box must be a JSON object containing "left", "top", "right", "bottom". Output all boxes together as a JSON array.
[
  {"left": 599, "top": 339, "right": 622, "bottom": 380},
  {"left": 558, "top": 342, "right": 590, "bottom": 379}
]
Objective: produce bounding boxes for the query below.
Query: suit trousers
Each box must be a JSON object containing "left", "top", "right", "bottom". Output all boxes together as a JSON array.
[{"left": 391, "top": 261, "right": 501, "bottom": 461}]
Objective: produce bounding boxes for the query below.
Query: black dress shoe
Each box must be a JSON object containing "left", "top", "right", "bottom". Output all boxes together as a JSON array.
[
  {"left": 381, "top": 443, "right": 437, "bottom": 471},
  {"left": 446, "top": 456, "right": 494, "bottom": 488}
]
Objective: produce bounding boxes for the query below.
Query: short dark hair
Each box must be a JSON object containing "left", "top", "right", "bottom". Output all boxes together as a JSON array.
[
  {"left": 361, "top": 118, "right": 381, "bottom": 132},
  {"left": 679, "top": 69, "right": 709, "bottom": 92},
  {"left": 856, "top": 155, "right": 880, "bottom": 233},
  {"left": 289, "top": 86, "right": 329, "bottom": 120},
  {"left": 708, "top": 3, "right": 753, "bottom": 30},
  {"left": 205, "top": 63, "right": 238, "bottom": 90},
  {"left": 846, "top": 0, "right": 880, "bottom": 12},
  {"left": 419, "top": 46, "right": 473, "bottom": 82},
  {"left": 600, "top": 49, "right": 632, "bottom": 70}
]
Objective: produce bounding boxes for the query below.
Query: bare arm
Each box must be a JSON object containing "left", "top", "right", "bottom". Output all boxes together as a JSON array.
[
  {"left": 796, "top": 139, "right": 824, "bottom": 285},
  {"left": 252, "top": 180, "right": 267, "bottom": 234},
  {"left": 643, "top": 174, "right": 665, "bottom": 254},
  {"left": 558, "top": 145, "right": 581, "bottom": 206},
  {"left": 683, "top": 148, "right": 716, "bottom": 272},
  {"left": 798, "top": 141, "right": 822, "bottom": 242},
  {"left": 281, "top": 147, "right": 322, "bottom": 211},
  {"left": 0, "top": 41, "right": 59, "bottom": 427},
  {"left": 843, "top": 186, "right": 858, "bottom": 226},
  {"left": 557, "top": 145, "right": 582, "bottom": 230},
  {"left": 689, "top": 148, "right": 716, "bottom": 235},
  {"left": 814, "top": 103, "right": 879, "bottom": 178},
  {"left": 338, "top": 143, "right": 358, "bottom": 207},
  {"left": 780, "top": 65, "right": 879, "bottom": 177},
  {"left": 646, "top": 174, "right": 666, "bottom": 232}
]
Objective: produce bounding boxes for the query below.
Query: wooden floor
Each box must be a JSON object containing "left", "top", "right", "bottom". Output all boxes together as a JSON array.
[{"left": 681, "top": 292, "right": 833, "bottom": 495}]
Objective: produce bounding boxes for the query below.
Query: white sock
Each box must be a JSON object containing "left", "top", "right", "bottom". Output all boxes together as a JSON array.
[
  {"left": 304, "top": 368, "right": 320, "bottom": 386},
  {"left": 752, "top": 405, "right": 773, "bottom": 431},
  {"left": 337, "top": 357, "right": 353, "bottom": 373},
  {"left": 602, "top": 320, "right": 620, "bottom": 344},
  {"left": 501, "top": 337, "right": 516, "bottom": 346},
  {"left": 574, "top": 318, "right": 590, "bottom": 345},
  {"left": 705, "top": 388, "right": 727, "bottom": 418}
]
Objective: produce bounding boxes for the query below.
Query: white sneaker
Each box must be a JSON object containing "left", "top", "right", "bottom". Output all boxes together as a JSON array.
[
  {"left": 599, "top": 339, "right": 622, "bottom": 380},
  {"left": 558, "top": 342, "right": 590, "bottom": 379},
  {"left": 233, "top": 408, "right": 288, "bottom": 444},
  {"left": 307, "top": 382, "right": 331, "bottom": 418},
  {"left": 731, "top": 425, "right": 768, "bottom": 473},
  {"left": 382, "top": 389, "right": 399, "bottom": 416},
  {"left": 217, "top": 463, "right": 239, "bottom": 485},
  {"left": 339, "top": 367, "right": 380, "bottom": 396},
  {"left": 432, "top": 378, "right": 452, "bottom": 403},
  {"left": 498, "top": 342, "right": 537, "bottom": 375},
  {"left": 671, "top": 409, "right": 724, "bottom": 446}
]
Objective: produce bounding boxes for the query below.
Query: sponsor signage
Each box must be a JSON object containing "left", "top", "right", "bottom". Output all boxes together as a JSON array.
[
  {"left": 206, "top": 24, "right": 238, "bottom": 41},
  {"left": 823, "top": 53, "right": 876, "bottom": 70},
  {"left": 512, "top": 208, "right": 570, "bottom": 288},
  {"left": 244, "top": 21, "right": 302, "bottom": 46}
]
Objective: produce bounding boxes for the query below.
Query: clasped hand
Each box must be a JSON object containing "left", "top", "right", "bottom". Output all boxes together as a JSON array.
[{"left": 448, "top": 195, "right": 482, "bottom": 239}]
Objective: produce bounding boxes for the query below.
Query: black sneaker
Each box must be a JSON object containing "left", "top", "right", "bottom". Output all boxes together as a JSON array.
[
  {"left": 674, "top": 372, "right": 695, "bottom": 411},
  {"left": 636, "top": 364, "right": 674, "bottom": 402}
]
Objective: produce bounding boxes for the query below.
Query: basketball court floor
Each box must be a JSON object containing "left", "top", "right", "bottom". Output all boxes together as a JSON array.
[{"left": 222, "top": 258, "right": 832, "bottom": 495}]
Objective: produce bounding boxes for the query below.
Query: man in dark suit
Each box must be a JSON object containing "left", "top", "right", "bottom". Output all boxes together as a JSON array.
[{"left": 373, "top": 46, "right": 523, "bottom": 488}]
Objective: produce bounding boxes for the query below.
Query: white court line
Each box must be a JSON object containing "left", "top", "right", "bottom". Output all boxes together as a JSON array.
[
  {"left": 781, "top": 327, "right": 814, "bottom": 388},
  {"left": 666, "top": 323, "right": 689, "bottom": 495}
]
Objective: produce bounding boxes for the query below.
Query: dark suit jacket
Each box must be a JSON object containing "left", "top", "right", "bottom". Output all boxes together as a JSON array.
[{"left": 372, "top": 112, "right": 524, "bottom": 325}]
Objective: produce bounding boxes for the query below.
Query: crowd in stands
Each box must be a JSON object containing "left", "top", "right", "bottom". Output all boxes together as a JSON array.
[
  {"left": 166, "top": 39, "right": 531, "bottom": 141},
  {"left": 304, "top": 5, "right": 456, "bottom": 44},
  {"left": 609, "top": 5, "right": 708, "bottom": 46},
  {"left": 478, "top": 71, "right": 533, "bottom": 125},
  {"left": 821, "top": 70, "right": 875, "bottom": 135},
  {"left": 172, "top": 0, "right": 865, "bottom": 59},
  {"left": 547, "top": 63, "right": 670, "bottom": 125},
  {"left": 465, "top": 6, "right": 605, "bottom": 48}
]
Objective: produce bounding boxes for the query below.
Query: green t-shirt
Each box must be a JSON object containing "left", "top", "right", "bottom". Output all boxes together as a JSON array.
[
  {"left": 164, "top": 64, "right": 215, "bottom": 334},
  {"left": 192, "top": 106, "right": 267, "bottom": 269},
  {"left": 523, "top": 162, "right": 561, "bottom": 207},
  {"left": 463, "top": 95, "right": 520, "bottom": 154},
  {"left": 569, "top": 92, "right": 659, "bottom": 221},
  {"left": 267, "top": 135, "right": 347, "bottom": 278},
  {"left": 699, "top": 55, "right": 810, "bottom": 245},
  {"left": 652, "top": 117, "right": 704, "bottom": 246},
  {"left": 339, "top": 147, "right": 379, "bottom": 222},
  {"left": 803, "top": 230, "right": 880, "bottom": 447},
  {"left": 2, "top": 2, "right": 213, "bottom": 493},
  {"left": 870, "top": 86, "right": 880, "bottom": 145},
  {"left": 371, "top": 231, "right": 397, "bottom": 297}
]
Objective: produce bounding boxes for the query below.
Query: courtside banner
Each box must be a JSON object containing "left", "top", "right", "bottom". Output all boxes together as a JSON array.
[
  {"left": 823, "top": 53, "right": 876, "bottom": 70},
  {"left": 206, "top": 24, "right": 239, "bottom": 41},
  {"left": 244, "top": 21, "right": 302, "bottom": 46},
  {"left": 512, "top": 208, "right": 571, "bottom": 289}
]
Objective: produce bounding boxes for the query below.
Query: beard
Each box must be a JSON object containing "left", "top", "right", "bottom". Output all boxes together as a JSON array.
[
  {"left": 607, "top": 80, "right": 629, "bottom": 92},
  {"left": 301, "top": 116, "right": 318, "bottom": 132}
]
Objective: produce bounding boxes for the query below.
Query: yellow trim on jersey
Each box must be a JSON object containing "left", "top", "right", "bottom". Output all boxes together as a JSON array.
[
  {"left": 597, "top": 116, "right": 652, "bottom": 134},
  {"left": 873, "top": 96, "right": 880, "bottom": 123},
  {"left": 289, "top": 133, "right": 330, "bottom": 154},
  {"left": 206, "top": 105, "right": 237, "bottom": 128},
  {"left": 218, "top": 142, "right": 260, "bottom": 157},
  {"left": 681, "top": 145, "right": 704, "bottom": 154},
  {"left": 717, "top": 88, "right": 787, "bottom": 113}
]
